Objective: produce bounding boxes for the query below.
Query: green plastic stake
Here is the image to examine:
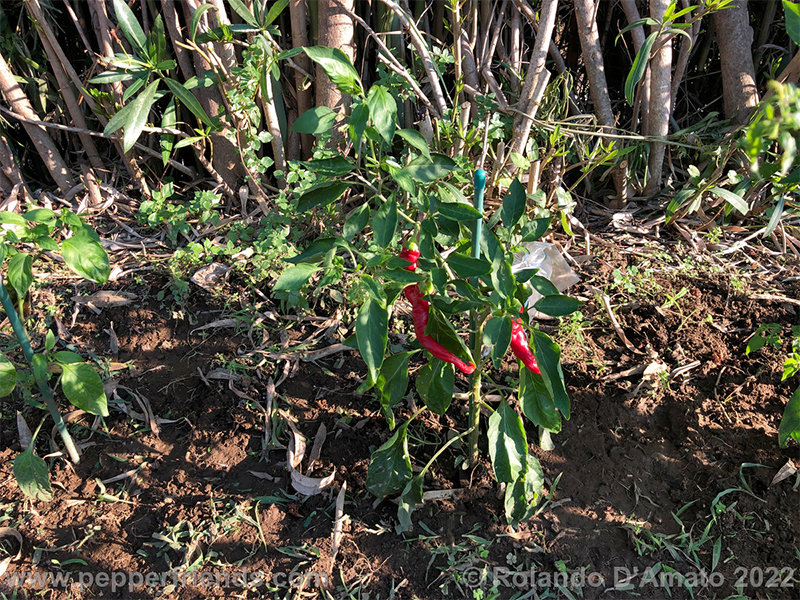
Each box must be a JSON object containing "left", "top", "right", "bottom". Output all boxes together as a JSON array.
[
  {"left": 472, "top": 169, "right": 486, "bottom": 261},
  {"left": 469, "top": 169, "right": 486, "bottom": 466}
]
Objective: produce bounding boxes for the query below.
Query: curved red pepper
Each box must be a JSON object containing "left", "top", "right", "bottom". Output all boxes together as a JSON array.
[
  {"left": 399, "top": 246, "right": 475, "bottom": 375},
  {"left": 399, "top": 246, "right": 420, "bottom": 271},
  {"left": 510, "top": 310, "right": 541, "bottom": 375}
]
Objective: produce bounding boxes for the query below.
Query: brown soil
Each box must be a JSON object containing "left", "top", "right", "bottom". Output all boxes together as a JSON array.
[{"left": 0, "top": 241, "right": 798, "bottom": 600}]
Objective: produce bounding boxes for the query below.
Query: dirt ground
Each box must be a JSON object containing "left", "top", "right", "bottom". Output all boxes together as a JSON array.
[{"left": 0, "top": 236, "right": 798, "bottom": 600}]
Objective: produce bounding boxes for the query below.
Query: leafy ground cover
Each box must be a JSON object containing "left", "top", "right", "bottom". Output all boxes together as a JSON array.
[{"left": 0, "top": 221, "right": 796, "bottom": 600}]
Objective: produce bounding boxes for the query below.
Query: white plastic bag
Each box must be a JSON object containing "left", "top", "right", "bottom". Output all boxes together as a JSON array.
[{"left": 511, "top": 242, "right": 579, "bottom": 320}]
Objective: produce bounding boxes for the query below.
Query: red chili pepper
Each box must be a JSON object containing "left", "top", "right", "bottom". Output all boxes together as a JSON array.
[
  {"left": 399, "top": 244, "right": 420, "bottom": 271},
  {"left": 399, "top": 246, "right": 475, "bottom": 375},
  {"left": 510, "top": 309, "right": 541, "bottom": 375}
]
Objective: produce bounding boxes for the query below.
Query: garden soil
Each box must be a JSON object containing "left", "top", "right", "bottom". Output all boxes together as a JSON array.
[{"left": 0, "top": 240, "right": 798, "bottom": 600}]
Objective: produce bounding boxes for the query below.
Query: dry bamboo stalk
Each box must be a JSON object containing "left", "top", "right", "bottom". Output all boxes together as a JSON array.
[
  {"left": 620, "top": 0, "right": 651, "bottom": 134},
  {"left": 574, "top": 0, "right": 627, "bottom": 203},
  {"left": 26, "top": 0, "right": 105, "bottom": 173},
  {"left": 670, "top": 0, "right": 699, "bottom": 113},
  {"left": 510, "top": 0, "right": 567, "bottom": 74},
  {"left": 510, "top": 7, "right": 522, "bottom": 92},
  {"left": 161, "top": 0, "right": 196, "bottom": 81},
  {"left": 380, "top": 0, "right": 448, "bottom": 117},
  {"left": 0, "top": 134, "right": 32, "bottom": 203},
  {"left": 509, "top": 0, "right": 558, "bottom": 160},
  {"left": 0, "top": 51, "right": 74, "bottom": 193},
  {"left": 290, "top": 0, "right": 313, "bottom": 158},
  {"left": 645, "top": 0, "right": 672, "bottom": 195}
]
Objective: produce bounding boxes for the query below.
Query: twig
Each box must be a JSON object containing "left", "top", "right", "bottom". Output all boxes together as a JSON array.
[
  {"left": 588, "top": 286, "right": 642, "bottom": 354},
  {"left": 342, "top": 5, "right": 439, "bottom": 118},
  {"left": 378, "top": 0, "right": 448, "bottom": 117}
]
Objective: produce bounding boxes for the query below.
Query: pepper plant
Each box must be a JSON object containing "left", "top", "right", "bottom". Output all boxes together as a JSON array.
[
  {"left": 0, "top": 209, "right": 110, "bottom": 500},
  {"left": 279, "top": 49, "right": 581, "bottom": 529}
]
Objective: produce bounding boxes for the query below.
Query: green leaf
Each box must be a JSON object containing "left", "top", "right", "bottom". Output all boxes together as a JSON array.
[
  {"left": 520, "top": 216, "right": 552, "bottom": 242},
  {"left": 502, "top": 178, "right": 527, "bottom": 228},
  {"left": 301, "top": 157, "right": 354, "bottom": 176},
  {"left": 89, "top": 70, "right": 143, "bottom": 84},
  {"left": 366, "top": 85, "right": 397, "bottom": 145},
  {"left": 286, "top": 238, "right": 337, "bottom": 264},
  {"left": 709, "top": 186, "right": 748, "bottom": 216},
  {"left": 483, "top": 316, "right": 512, "bottom": 369},
  {"left": 120, "top": 80, "right": 159, "bottom": 153},
  {"left": 60, "top": 363, "right": 108, "bottom": 416},
  {"left": 0, "top": 353, "right": 17, "bottom": 397},
  {"left": 53, "top": 350, "right": 83, "bottom": 364},
  {"left": 396, "top": 153, "right": 456, "bottom": 184},
  {"left": 348, "top": 102, "right": 369, "bottom": 144},
  {"left": 397, "top": 473, "right": 423, "bottom": 532},
  {"left": 23, "top": 209, "right": 56, "bottom": 223},
  {"left": 147, "top": 14, "right": 167, "bottom": 63},
  {"left": 519, "top": 368, "right": 562, "bottom": 432},
  {"left": 376, "top": 351, "right": 413, "bottom": 427},
  {"left": 785, "top": 0, "right": 800, "bottom": 45},
  {"left": 7, "top": 253, "right": 33, "bottom": 300},
  {"left": 487, "top": 400, "right": 527, "bottom": 483},
  {"left": 488, "top": 255, "right": 516, "bottom": 300},
  {"left": 228, "top": 0, "right": 259, "bottom": 26},
  {"left": 415, "top": 358, "right": 454, "bottom": 415},
  {"left": 528, "top": 276, "right": 559, "bottom": 297},
  {"left": 366, "top": 421, "right": 413, "bottom": 497},
  {"left": 292, "top": 106, "right": 337, "bottom": 135},
  {"left": 0, "top": 211, "right": 29, "bottom": 226},
  {"left": 505, "top": 456, "right": 544, "bottom": 526},
  {"left": 263, "top": 0, "right": 289, "bottom": 26},
  {"left": 532, "top": 330, "right": 570, "bottom": 419},
  {"left": 14, "top": 447, "right": 53, "bottom": 501},
  {"left": 296, "top": 181, "right": 349, "bottom": 212},
  {"left": 31, "top": 353, "right": 48, "bottom": 385},
  {"left": 113, "top": 0, "right": 147, "bottom": 56},
  {"left": 779, "top": 386, "right": 800, "bottom": 447},
  {"left": 436, "top": 202, "right": 482, "bottom": 221},
  {"left": 343, "top": 204, "right": 370, "bottom": 241},
  {"left": 625, "top": 31, "right": 657, "bottom": 106},
  {"left": 61, "top": 235, "right": 110, "bottom": 283},
  {"left": 164, "top": 78, "right": 213, "bottom": 127},
  {"left": 396, "top": 129, "right": 431, "bottom": 160},
  {"left": 274, "top": 263, "right": 319, "bottom": 292},
  {"left": 533, "top": 295, "right": 583, "bottom": 317},
  {"left": 190, "top": 4, "right": 216, "bottom": 41},
  {"left": 45, "top": 330, "right": 55, "bottom": 352},
  {"left": 302, "top": 46, "right": 363, "bottom": 95},
  {"left": 447, "top": 253, "right": 491, "bottom": 278},
  {"left": 373, "top": 197, "right": 398, "bottom": 248},
  {"left": 356, "top": 295, "right": 389, "bottom": 385},
  {"left": 160, "top": 98, "right": 176, "bottom": 166}
]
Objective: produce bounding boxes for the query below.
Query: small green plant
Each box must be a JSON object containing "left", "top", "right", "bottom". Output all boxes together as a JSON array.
[
  {"left": 0, "top": 209, "right": 110, "bottom": 500},
  {"left": 747, "top": 324, "right": 800, "bottom": 447}
]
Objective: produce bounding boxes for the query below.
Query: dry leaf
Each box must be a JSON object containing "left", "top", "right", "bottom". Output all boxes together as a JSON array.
[
  {"left": 770, "top": 461, "right": 797, "bottom": 486},
  {"left": 190, "top": 262, "right": 230, "bottom": 291},
  {"left": 72, "top": 291, "right": 137, "bottom": 308},
  {"left": 16, "top": 412, "right": 32, "bottom": 450},
  {"left": 191, "top": 318, "right": 239, "bottom": 333},
  {"left": 0, "top": 527, "right": 22, "bottom": 577},
  {"left": 285, "top": 418, "right": 335, "bottom": 496},
  {"left": 331, "top": 482, "right": 347, "bottom": 566}
]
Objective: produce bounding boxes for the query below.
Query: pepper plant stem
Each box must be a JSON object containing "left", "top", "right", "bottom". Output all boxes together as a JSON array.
[
  {"left": 468, "top": 312, "right": 486, "bottom": 466},
  {"left": 0, "top": 281, "right": 80, "bottom": 463}
]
